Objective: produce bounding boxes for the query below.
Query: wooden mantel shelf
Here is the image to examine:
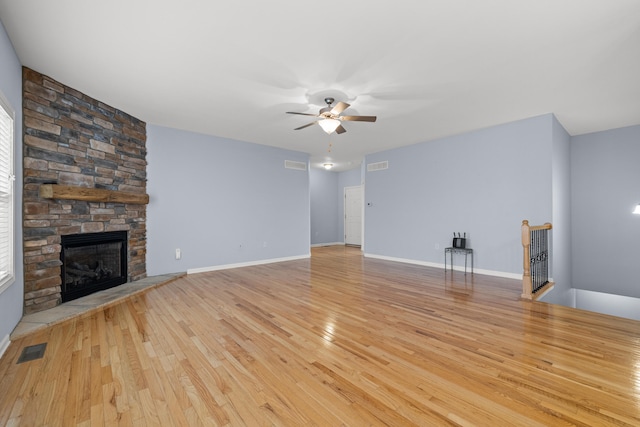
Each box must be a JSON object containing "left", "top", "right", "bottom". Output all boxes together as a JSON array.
[{"left": 40, "top": 184, "right": 149, "bottom": 204}]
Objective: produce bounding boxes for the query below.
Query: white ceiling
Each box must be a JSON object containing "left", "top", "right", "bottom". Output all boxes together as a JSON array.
[{"left": 1, "top": 1, "right": 639, "bottom": 171}]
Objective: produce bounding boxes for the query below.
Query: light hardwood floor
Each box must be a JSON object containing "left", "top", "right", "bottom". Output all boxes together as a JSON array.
[{"left": 1, "top": 245, "right": 639, "bottom": 426}]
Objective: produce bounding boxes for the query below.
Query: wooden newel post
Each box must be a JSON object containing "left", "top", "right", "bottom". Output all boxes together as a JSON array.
[{"left": 521, "top": 220, "right": 532, "bottom": 299}]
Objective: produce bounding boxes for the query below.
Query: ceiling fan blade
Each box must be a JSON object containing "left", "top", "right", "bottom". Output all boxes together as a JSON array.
[
  {"left": 286, "top": 112, "right": 320, "bottom": 117},
  {"left": 335, "top": 125, "right": 347, "bottom": 134},
  {"left": 294, "top": 122, "right": 317, "bottom": 130},
  {"left": 330, "top": 101, "right": 350, "bottom": 115},
  {"left": 340, "top": 115, "right": 377, "bottom": 122}
]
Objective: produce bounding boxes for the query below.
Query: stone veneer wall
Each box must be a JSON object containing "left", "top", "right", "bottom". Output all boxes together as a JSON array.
[{"left": 22, "top": 67, "right": 147, "bottom": 314}]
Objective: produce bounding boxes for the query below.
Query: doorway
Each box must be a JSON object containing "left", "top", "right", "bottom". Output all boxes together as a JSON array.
[{"left": 344, "top": 185, "right": 363, "bottom": 246}]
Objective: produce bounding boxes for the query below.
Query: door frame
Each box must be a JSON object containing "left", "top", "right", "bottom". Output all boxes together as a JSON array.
[{"left": 344, "top": 185, "right": 363, "bottom": 247}]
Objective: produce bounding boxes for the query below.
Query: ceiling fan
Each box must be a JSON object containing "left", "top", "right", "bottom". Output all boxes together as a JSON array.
[{"left": 286, "top": 97, "right": 377, "bottom": 134}]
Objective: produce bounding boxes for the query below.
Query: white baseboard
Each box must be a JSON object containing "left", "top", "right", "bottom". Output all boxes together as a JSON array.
[
  {"left": 187, "top": 253, "right": 311, "bottom": 275},
  {"left": 364, "top": 253, "right": 442, "bottom": 269},
  {"left": 363, "top": 253, "right": 522, "bottom": 280},
  {"left": 0, "top": 334, "right": 10, "bottom": 360},
  {"left": 311, "top": 242, "right": 344, "bottom": 248}
]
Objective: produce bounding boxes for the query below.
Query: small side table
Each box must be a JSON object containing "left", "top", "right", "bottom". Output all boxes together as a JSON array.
[{"left": 444, "top": 247, "right": 473, "bottom": 274}]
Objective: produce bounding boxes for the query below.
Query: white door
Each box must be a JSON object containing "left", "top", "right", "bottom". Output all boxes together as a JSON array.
[{"left": 344, "top": 185, "right": 362, "bottom": 246}]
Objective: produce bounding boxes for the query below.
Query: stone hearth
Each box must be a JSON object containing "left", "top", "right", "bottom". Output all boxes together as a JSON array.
[{"left": 22, "top": 68, "right": 148, "bottom": 314}]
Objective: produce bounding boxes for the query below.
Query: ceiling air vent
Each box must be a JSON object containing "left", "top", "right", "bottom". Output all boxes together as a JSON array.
[
  {"left": 367, "top": 161, "right": 388, "bottom": 172},
  {"left": 284, "top": 160, "right": 307, "bottom": 171}
]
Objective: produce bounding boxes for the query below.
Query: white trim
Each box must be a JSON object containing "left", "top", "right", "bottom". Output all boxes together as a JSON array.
[
  {"left": 569, "top": 287, "right": 577, "bottom": 308},
  {"left": 0, "top": 334, "right": 10, "bottom": 360},
  {"left": 571, "top": 289, "right": 640, "bottom": 321},
  {"left": 361, "top": 182, "right": 365, "bottom": 250},
  {"left": 0, "top": 274, "right": 14, "bottom": 296},
  {"left": 344, "top": 185, "right": 363, "bottom": 246},
  {"left": 0, "top": 89, "right": 15, "bottom": 295},
  {"left": 311, "top": 242, "right": 344, "bottom": 248},
  {"left": 363, "top": 253, "right": 522, "bottom": 280},
  {"left": 187, "top": 253, "right": 311, "bottom": 275},
  {"left": 365, "top": 253, "right": 443, "bottom": 268}
]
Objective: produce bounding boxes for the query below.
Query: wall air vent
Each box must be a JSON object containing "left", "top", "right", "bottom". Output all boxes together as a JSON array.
[
  {"left": 367, "top": 161, "right": 388, "bottom": 172},
  {"left": 284, "top": 160, "right": 307, "bottom": 171}
]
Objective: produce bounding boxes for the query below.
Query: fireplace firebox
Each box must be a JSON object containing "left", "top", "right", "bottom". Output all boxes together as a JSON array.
[{"left": 60, "top": 231, "right": 128, "bottom": 302}]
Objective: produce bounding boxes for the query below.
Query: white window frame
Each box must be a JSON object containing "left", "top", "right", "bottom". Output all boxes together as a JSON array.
[{"left": 0, "top": 90, "right": 15, "bottom": 295}]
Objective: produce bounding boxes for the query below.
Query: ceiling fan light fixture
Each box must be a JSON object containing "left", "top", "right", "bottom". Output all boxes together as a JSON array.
[
  {"left": 318, "top": 119, "right": 341, "bottom": 134},
  {"left": 287, "top": 98, "right": 375, "bottom": 134},
  {"left": 323, "top": 163, "right": 333, "bottom": 170}
]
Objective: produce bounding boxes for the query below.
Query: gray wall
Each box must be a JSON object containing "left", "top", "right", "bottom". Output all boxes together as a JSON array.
[
  {"left": 146, "top": 125, "right": 310, "bottom": 275},
  {"left": 364, "top": 115, "right": 554, "bottom": 276},
  {"left": 310, "top": 168, "right": 339, "bottom": 245},
  {"left": 544, "top": 115, "right": 573, "bottom": 305},
  {"left": 571, "top": 125, "right": 640, "bottom": 298},
  {"left": 0, "top": 20, "right": 23, "bottom": 343}
]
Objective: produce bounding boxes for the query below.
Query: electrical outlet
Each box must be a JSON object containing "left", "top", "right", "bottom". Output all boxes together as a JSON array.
[{"left": 175, "top": 248, "right": 181, "bottom": 260}]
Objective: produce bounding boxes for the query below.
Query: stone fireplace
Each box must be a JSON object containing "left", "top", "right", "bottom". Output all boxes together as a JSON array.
[
  {"left": 22, "top": 68, "right": 148, "bottom": 314},
  {"left": 60, "top": 231, "right": 128, "bottom": 302}
]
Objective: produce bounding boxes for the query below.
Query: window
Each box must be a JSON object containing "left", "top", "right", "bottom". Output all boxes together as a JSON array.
[{"left": 0, "top": 91, "right": 14, "bottom": 294}]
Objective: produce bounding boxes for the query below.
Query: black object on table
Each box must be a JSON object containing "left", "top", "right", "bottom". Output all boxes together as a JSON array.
[{"left": 444, "top": 247, "right": 473, "bottom": 274}]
